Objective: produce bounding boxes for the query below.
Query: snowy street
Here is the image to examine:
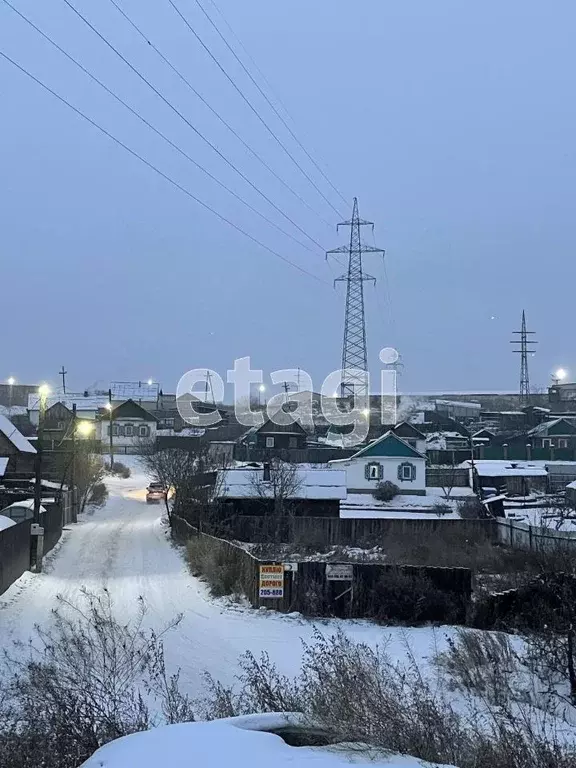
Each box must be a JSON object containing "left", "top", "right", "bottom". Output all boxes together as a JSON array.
[{"left": 0, "top": 463, "right": 447, "bottom": 699}]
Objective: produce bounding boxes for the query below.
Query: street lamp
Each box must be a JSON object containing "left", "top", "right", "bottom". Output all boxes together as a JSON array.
[
  {"left": 7, "top": 377, "right": 15, "bottom": 386},
  {"left": 556, "top": 368, "right": 567, "bottom": 381},
  {"left": 105, "top": 401, "right": 114, "bottom": 469},
  {"left": 258, "top": 384, "right": 266, "bottom": 408},
  {"left": 77, "top": 421, "right": 94, "bottom": 438},
  {"left": 147, "top": 379, "right": 153, "bottom": 386}
]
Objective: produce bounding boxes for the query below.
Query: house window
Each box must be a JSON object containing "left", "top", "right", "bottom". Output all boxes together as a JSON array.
[
  {"left": 289, "top": 437, "right": 298, "bottom": 449},
  {"left": 125, "top": 425, "right": 134, "bottom": 437},
  {"left": 266, "top": 437, "right": 275, "bottom": 448},
  {"left": 398, "top": 462, "right": 416, "bottom": 482},
  {"left": 165, "top": 418, "right": 175, "bottom": 427},
  {"left": 542, "top": 438, "right": 552, "bottom": 448},
  {"left": 558, "top": 438, "right": 568, "bottom": 449},
  {"left": 139, "top": 425, "right": 149, "bottom": 437},
  {"left": 365, "top": 462, "right": 383, "bottom": 481}
]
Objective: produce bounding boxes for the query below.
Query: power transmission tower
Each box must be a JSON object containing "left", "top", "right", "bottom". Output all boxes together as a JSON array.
[
  {"left": 510, "top": 310, "right": 537, "bottom": 406},
  {"left": 327, "top": 198, "right": 384, "bottom": 397}
]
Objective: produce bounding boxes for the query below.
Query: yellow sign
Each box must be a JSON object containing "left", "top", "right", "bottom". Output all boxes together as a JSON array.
[{"left": 259, "top": 564, "right": 284, "bottom": 598}]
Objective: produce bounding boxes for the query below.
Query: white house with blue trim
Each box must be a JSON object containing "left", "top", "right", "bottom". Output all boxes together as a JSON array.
[{"left": 328, "top": 431, "right": 427, "bottom": 495}]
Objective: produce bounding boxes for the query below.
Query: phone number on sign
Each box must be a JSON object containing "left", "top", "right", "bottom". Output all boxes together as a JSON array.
[{"left": 259, "top": 588, "right": 283, "bottom": 598}]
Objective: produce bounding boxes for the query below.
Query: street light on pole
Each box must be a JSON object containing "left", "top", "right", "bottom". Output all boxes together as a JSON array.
[
  {"left": 7, "top": 377, "right": 15, "bottom": 413},
  {"left": 106, "top": 390, "right": 114, "bottom": 469},
  {"left": 32, "top": 384, "right": 50, "bottom": 572},
  {"left": 258, "top": 384, "right": 266, "bottom": 408}
]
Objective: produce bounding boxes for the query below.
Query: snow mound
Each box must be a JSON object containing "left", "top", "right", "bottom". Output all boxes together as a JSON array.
[{"left": 79, "top": 714, "right": 456, "bottom": 768}]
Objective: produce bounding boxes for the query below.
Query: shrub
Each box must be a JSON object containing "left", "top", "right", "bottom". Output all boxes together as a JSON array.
[
  {"left": 457, "top": 497, "right": 486, "bottom": 519},
  {"left": 104, "top": 461, "right": 131, "bottom": 479},
  {"left": 0, "top": 590, "right": 193, "bottom": 768},
  {"left": 199, "top": 631, "right": 576, "bottom": 768},
  {"left": 186, "top": 536, "right": 246, "bottom": 598},
  {"left": 87, "top": 482, "right": 108, "bottom": 508},
  {"left": 432, "top": 501, "right": 452, "bottom": 517},
  {"left": 373, "top": 481, "right": 399, "bottom": 502}
]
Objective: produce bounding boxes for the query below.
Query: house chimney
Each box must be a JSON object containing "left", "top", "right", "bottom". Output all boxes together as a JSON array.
[{"left": 263, "top": 462, "right": 271, "bottom": 482}]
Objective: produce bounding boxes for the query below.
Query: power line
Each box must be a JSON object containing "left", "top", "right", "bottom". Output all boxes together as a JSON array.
[
  {"left": 166, "top": 0, "right": 344, "bottom": 219},
  {"left": 60, "top": 0, "right": 327, "bottom": 252},
  {"left": 1, "top": 0, "right": 320, "bottom": 257},
  {"left": 0, "top": 46, "right": 328, "bottom": 284},
  {"left": 196, "top": 0, "right": 348, "bottom": 210},
  {"left": 106, "top": 0, "right": 332, "bottom": 241}
]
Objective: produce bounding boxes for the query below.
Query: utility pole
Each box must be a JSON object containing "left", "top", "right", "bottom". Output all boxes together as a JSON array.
[
  {"left": 327, "top": 198, "right": 385, "bottom": 398},
  {"left": 510, "top": 310, "right": 537, "bottom": 407},
  {"left": 59, "top": 366, "right": 68, "bottom": 394},
  {"left": 70, "top": 404, "right": 78, "bottom": 524},
  {"left": 206, "top": 370, "right": 216, "bottom": 405},
  {"left": 108, "top": 388, "right": 114, "bottom": 469},
  {"left": 32, "top": 386, "right": 48, "bottom": 572}
]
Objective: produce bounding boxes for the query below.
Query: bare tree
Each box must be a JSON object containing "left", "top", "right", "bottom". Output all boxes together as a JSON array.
[
  {"left": 53, "top": 442, "right": 107, "bottom": 514},
  {"left": 138, "top": 442, "right": 200, "bottom": 525},
  {"left": 437, "top": 462, "right": 460, "bottom": 501},
  {"left": 249, "top": 459, "right": 303, "bottom": 517}
]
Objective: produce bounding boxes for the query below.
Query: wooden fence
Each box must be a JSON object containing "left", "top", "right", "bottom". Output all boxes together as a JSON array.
[
  {"left": 495, "top": 518, "right": 576, "bottom": 554},
  {"left": 172, "top": 515, "right": 472, "bottom": 623},
  {"left": 0, "top": 495, "right": 67, "bottom": 596},
  {"left": 202, "top": 514, "right": 496, "bottom": 548}
]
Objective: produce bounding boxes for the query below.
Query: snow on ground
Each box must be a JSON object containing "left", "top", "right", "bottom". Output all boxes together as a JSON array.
[
  {"left": 81, "top": 715, "right": 456, "bottom": 768},
  {"left": 0, "top": 459, "right": 455, "bottom": 701},
  {"left": 340, "top": 489, "right": 474, "bottom": 519}
]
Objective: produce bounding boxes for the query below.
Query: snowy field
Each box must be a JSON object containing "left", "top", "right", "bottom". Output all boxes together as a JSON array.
[{"left": 0, "top": 457, "right": 455, "bottom": 700}]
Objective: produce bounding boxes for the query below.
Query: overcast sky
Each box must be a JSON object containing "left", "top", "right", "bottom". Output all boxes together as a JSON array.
[{"left": 1, "top": 0, "right": 574, "bottom": 397}]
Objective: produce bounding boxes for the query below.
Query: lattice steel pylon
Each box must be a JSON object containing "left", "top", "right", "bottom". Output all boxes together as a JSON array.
[
  {"left": 327, "top": 198, "right": 384, "bottom": 398},
  {"left": 510, "top": 310, "right": 537, "bottom": 406}
]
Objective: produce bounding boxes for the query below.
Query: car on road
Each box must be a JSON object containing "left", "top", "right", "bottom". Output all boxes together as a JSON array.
[{"left": 146, "top": 482, "right": 167, "bottom": 504}]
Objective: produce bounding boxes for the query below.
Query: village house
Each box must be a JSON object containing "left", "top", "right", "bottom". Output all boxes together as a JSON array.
[
  {"left": 240, "top": 418, "right": 308, "bottom": 453},
  {"left": 213, "top": 464, "right": 347, "bottom": 516},
  {"left": 527, "top": 417, "right": 576, "bottom": 451},
  {"left": 328, "top": 431, "right": 427, "bottom": 495},
  {"left": 0, "top": 413, "right": 37, "bottom": 476},
  {"left": 97, "top": 399, "right": 157, "bottom": 453},
  {"left": 461, "top": 459, "right": 548, "bottom": 496}
]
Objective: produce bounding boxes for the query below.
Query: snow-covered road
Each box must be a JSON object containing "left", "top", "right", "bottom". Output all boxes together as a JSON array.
[{"left": 0, "top": 465, "right": 448, "bottom": 698}]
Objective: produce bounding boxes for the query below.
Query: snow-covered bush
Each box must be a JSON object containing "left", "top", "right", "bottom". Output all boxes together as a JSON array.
[
  {"left": 372, "top": 481, "right": 399, "bottom": 502},
  {"left": 0, "top": 589, "right": 193, "bottom": 768},
  {"left": 199, "top": 631, "right": 576, "bottom": 768}
]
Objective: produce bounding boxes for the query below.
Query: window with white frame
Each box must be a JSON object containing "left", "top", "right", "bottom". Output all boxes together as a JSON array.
[
  {"left": 365, "top": 462, "right": 382, "bottom": 481},
  {"left": 139, "top": 425, "right": 149, "bottom": 437},
  {"left": 558, "top": 438, "right": 568, "bottom": 448},
  {"left": 542, "top": 438, "right": 552, "bottom": 448},
  {"left": 397, "top": 462, "right": 416, "bottom": 482},
  {"left": 125, "top": 425, "right": 134, "bottom": 437},
  {"left": 266, "top": 437, "right": 275, "bottom": 448}
]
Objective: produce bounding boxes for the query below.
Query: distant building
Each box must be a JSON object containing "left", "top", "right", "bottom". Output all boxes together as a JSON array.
[
  {"left": 528, "top": 417, "right": 576, "bottom": 450},
  {"left": 97, "top": 399, "right": 157, "bottom": 452}
]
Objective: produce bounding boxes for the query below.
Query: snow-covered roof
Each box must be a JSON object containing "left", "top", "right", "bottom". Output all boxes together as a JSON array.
[
  {"left": 27, "top": 394, "right": 107, "bottom": 412},
  {"left": 0, "top": 514, "right": 16, "bottom": 532},
  {"left": 0, "top": 457, "right": 8, "bottom": 477},
  {"left": 216, "top": 467, "right": 347, "bottom": 500},
  {"left": 461, "top": 460, "right": 548, "bottom": 477},
  {"left": 0, "top": 499, "right": 46, "bottom": 515},
  {"left": 567, "top": 480, "right": 576, "bottom": 490},
  {"left": 81, "top": 715, "right": 450, "bottom": 768},
  {"left": 110, "top": 381, "right": 159, "bottom": 402},
  {"left": 0, "top": 414, "right": 36, "bottom": 454}
]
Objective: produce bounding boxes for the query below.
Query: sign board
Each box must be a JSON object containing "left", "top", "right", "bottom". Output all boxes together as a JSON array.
[
  {"left": 259, "top": 564, "right": 284, "bottom": 598},
  {"left": 326, "top": 563, "right": 353, "bottom": 581}
]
